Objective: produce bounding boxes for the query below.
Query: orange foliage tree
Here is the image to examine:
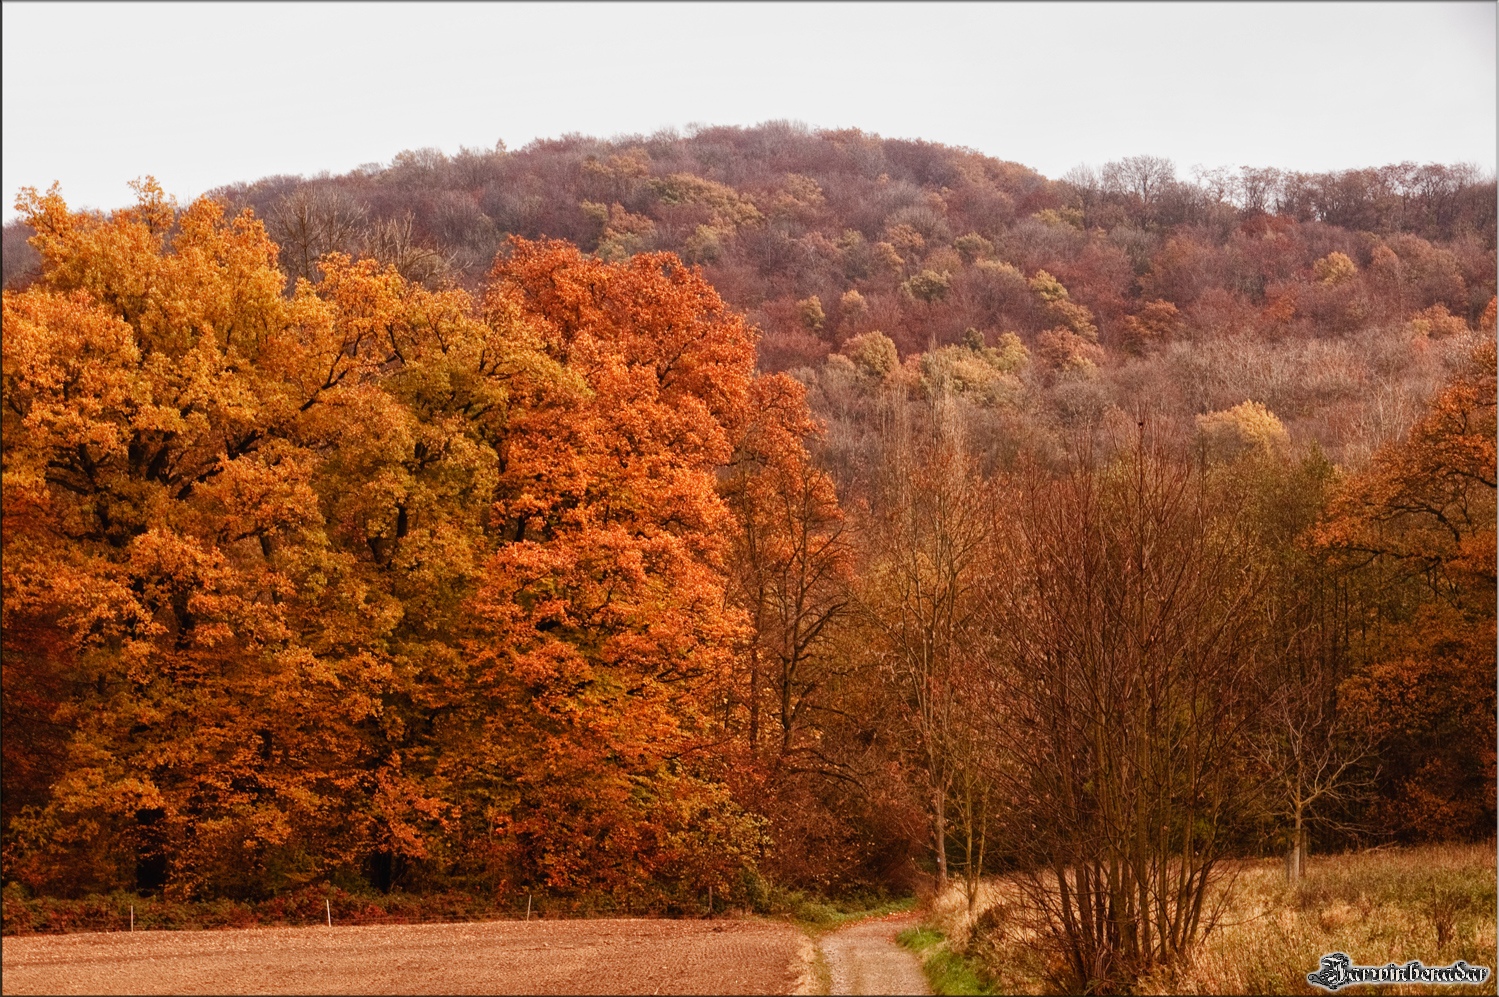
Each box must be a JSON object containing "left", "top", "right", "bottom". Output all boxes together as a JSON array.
[
  {"left": 458, "top": 240, "right": 765, "bottom": 898},
  {"left": 1315, "top": 337, "right": 1497, "bottom": 840},
  {"left": 2, "top": 188, "right": 783, "bottom": 903},
  {"left": 7, "top": 184, "right": 346, "bottom": 893}
]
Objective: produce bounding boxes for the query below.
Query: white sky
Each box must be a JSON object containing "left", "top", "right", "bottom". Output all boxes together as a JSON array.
[{"left": 3, "top": 1, "right": 1495, "bottom": 220}]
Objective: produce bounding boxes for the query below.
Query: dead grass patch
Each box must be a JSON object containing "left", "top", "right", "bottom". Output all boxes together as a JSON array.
[{"left": 923, "top": 842, "right": 1495, "bottom": 995}]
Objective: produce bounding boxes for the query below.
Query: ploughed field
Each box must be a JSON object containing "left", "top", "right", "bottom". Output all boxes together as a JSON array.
[{"left": 0, "top": 918, "right": 810, "bottom": 995}]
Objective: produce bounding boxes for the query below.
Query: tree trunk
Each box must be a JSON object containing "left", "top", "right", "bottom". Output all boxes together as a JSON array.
[
  {"left": 1287, "top": 811, "right": 1305, "bottom": 883},
  {"left": 972, "top": 786, "right": 988, "bottom": 915},
  {"left": 934, "top": 788, "right": 949, "bottom": 890},
  {"left": 748, "top": 646, "right": 760, "bottom": 753},
  {"left": 964, "top": 789, "right": 976, "bottom": 912},
  {"left": 134, "top": 807, "right": 168, "bottom": 894}
]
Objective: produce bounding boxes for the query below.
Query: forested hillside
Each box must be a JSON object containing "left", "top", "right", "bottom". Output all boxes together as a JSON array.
[
  {"left": 10, "top": 122, "right": 1488, "bottom": 463},
  {"left": 3, "top": 124, "right": 1494, "bottom": 991}
]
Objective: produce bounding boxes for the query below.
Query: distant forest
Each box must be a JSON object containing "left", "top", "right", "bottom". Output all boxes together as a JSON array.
[
  {"left": 8, "top": 121, "right": 1491, "bottom": 462},
  {"left": 3, "top": 123, "right": 1493, "bottom": 990}
]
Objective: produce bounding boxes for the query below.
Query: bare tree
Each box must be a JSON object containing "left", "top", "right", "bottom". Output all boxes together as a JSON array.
[
  {"left": 1236, "top": 166, "right": 1283, "bottom": 215},
  {"left": 861, "top": 398, "right": 996, "bottom": 890},
  {"left": 1061, "top": 164, "right": 1103, "bottom": 214},
  {"left": 1191, "top": 165, "right": 1237, "bottom": 206},
  {"left": 267, "top": 187, "right": 366, "bottom": 282},
  {"left": 1102, "top": 156, "right": 1177, "bottom": 208},
  {"left": 361, "top": 213, "right": 455, "bottom": 287},
  {"left": 991, "top": 424, "right": 1265, "bottom": 992},
  {"left": 949, "top": 658, "right": 1007, "bottom": 913},
  {"left": 1257, "top": 670, "right": 1376, "bottom": 882}
]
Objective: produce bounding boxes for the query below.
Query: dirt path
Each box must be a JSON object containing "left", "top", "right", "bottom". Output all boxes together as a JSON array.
[
  {"left": 817, "top": 914, "right": 930, "bottom": 996},
  {"left": 1, "top": 918, "right": 808, "bottom": 995}
]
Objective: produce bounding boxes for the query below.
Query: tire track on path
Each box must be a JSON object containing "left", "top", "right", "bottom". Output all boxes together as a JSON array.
[{"left": 816, "top": 913, "right": 930, "bottom": 995}]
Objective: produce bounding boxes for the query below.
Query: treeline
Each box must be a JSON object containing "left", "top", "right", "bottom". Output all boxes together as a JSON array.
[
  {"left": 7, "top": 124, "right": 1491, "bottom": 373},
  {"left": 4, "top": 128, "right": 1492, "bottom": 473},
  {"left": 1, "top": 158, "right": 1494, "bottom": 990},
  {"left": 8, "top": 122, "right": 1475, "bottom": 475},
  {"left": 215, "top": 128, "right": 1497, "bottom": 376}
]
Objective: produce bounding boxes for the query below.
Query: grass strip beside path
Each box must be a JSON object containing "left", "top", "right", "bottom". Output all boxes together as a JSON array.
[{"left": 898, "top": 925, "right": 993, "bottom": 995}]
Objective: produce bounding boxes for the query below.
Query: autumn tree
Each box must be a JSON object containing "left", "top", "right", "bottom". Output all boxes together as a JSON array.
[
  {"left": 1, "top": 180, "right": 495, "bottom": 897},
  {"left": 1119, "top": 299, "right": 1181, "bottom": 353},
  {"left": 457, "top": 239, "right": 765, "bottom": 898},
  {"left": 1196, "top": 416, "right": 1370, "bottom": 881},
  {"left": 723, "top": 375, "right": 852, "bottom": 762},
  {"left": 717, "top": 371, "right": 885, "bottom": 887},
  {"left": 1314, "top": 337, "right": 1497, "bottom": 841}
]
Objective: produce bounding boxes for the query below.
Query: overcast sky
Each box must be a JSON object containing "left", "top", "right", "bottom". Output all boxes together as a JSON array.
[{"left": 3, "top": 1, "right": 1494, "bottom": 219}]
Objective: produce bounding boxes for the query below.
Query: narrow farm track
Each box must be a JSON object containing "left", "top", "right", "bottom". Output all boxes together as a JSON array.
[
  {"left": 818, "top": 914, "right": 930, "bottom": 996},
  {"left": 1, "top": 919, "right": 809, "bottom": 996}
]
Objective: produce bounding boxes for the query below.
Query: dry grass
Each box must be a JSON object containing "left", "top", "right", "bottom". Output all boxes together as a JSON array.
[
  {"left": 925, "top": 878, "right": 1052, "bottom": 995},
  {"left": 925, "top": 842, "right": 1496, "bottom": 995}
]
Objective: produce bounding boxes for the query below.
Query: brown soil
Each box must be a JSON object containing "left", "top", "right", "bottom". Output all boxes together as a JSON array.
[
  {"left": 0, "top": 918, "right": 809, "bottom": 995},
  {"left": 819, "top": 913, "right": 930, "bottom": 996}
]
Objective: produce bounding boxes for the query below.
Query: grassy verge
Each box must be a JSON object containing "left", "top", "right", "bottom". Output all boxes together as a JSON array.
[{"left": 898, "top": 925, "right": 994, "bottom": 995}]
